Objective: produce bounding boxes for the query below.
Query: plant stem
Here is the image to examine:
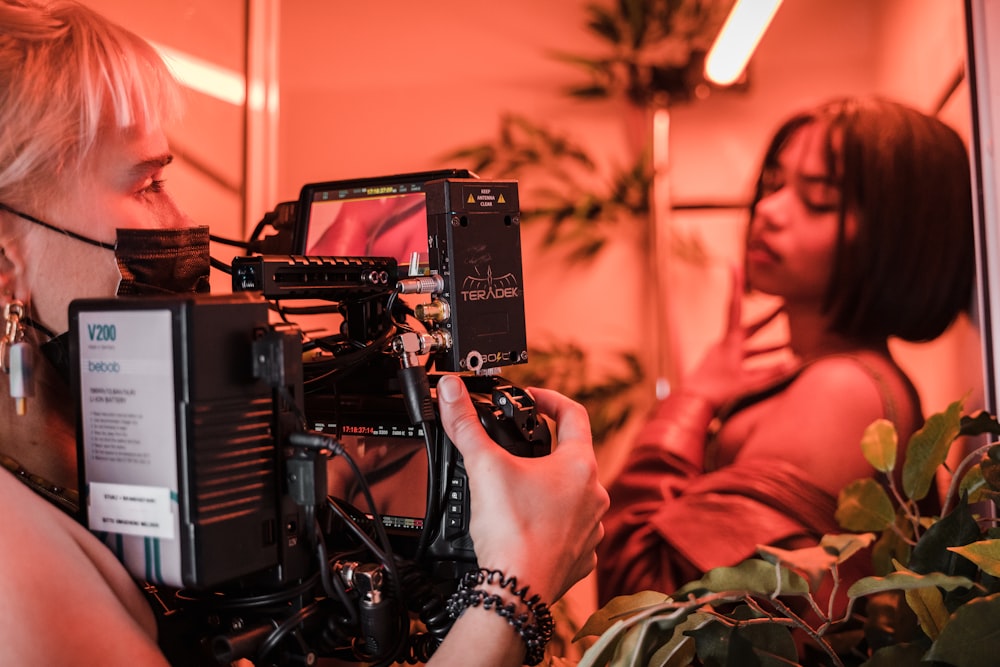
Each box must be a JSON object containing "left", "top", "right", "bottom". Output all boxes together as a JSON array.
[
  {"left": 886, "top": 473, "right": 922, "bottom": 538},
  {"left": 941, "top": 441, "right": 997, "bottom": 516},
  {"left": 822, "top": 564, "right": 840, "bottom": 631},
  {"left": 768, "top": 597, "right": 845, "bottom": 667}
]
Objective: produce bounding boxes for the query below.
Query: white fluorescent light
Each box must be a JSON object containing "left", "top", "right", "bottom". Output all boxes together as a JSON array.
[{"left": 704, "top": 0, "right": 783, "bottom": 86}]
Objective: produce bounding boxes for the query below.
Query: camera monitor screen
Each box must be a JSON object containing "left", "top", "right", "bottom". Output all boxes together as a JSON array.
[
  {"left": 293, "top": 169, "right": 474, "bottom": 265},
  {"left": 308, "top": 393, "right": 434, "bottom": 544},
  {"left": 330, "top": 429, "right": 428, "bottom": 532}
]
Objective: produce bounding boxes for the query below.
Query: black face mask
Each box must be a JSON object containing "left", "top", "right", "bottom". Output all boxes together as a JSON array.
[
  {"left": 114, "top": 226, "right": 211, "bottom": 295},
  {"left": 0, "top": 201, "right": 211, "bottom": 297},
  {"left": 0, "top": 201, "right": 212, "bottom": 380}
]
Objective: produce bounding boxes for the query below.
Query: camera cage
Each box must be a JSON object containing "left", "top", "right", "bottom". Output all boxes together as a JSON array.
[{"left": 69, "top": 174, "right": 549, "bottom": 666}]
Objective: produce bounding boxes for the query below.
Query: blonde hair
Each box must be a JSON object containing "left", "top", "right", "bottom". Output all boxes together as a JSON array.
[{"left": 0, "top": 0, "right": 182, "bottom": 207}]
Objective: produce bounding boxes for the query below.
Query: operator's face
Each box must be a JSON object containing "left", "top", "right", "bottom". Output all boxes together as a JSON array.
[
  {"left": 7, "top": 123, "right": 193, "bottom": 332},
  {"left": 745, "top": 121, "right": 856, "bottom": 308},
  {"left": 51, "top": 124, "right": 190, "bottom": 242}
]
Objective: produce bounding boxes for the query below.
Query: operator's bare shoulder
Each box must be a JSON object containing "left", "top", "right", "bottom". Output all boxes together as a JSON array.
[
  {"left": 0, "top": 471, "right": 167, "bottom": 665},
  {"left": 0, "top": 468, "right": 80, "bottom": 553}
]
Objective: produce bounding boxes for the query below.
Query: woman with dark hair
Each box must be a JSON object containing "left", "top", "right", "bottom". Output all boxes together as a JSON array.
[{"left": 597, "top": 96, "right": 975, "bottom": 607}]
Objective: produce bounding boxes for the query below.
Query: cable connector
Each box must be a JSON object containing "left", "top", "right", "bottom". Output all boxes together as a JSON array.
[
  {"left": 289, "top": 431, "right": 344, "bottom": 456},
  {"left": 391, "top": 331, "right": 452, "bottom": 368}
]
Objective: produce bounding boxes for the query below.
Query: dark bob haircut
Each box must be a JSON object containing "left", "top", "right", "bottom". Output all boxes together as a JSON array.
[{"left": 748, "top": 96, "right": 975, "bottom": 343}]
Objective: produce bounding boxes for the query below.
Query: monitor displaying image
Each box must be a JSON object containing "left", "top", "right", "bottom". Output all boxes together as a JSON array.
[{"left": 293, "top": 169, "right": 474, "bottom": 266}]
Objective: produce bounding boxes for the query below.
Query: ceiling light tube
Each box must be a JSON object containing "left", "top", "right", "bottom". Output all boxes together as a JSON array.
[{"left": 704, "top": 0, "right": 783, "bottom": 86}]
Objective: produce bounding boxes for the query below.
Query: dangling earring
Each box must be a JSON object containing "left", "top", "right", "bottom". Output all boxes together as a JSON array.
[{"left": 1, "top": 299, "right": 33, "bottom": 415}]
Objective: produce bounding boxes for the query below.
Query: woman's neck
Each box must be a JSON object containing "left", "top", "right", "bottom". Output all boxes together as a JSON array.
[{"left": 783, "top": 303, "right": 887, "bottom": 362}]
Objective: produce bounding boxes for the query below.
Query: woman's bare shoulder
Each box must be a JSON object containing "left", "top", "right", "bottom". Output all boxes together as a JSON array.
[
  {"left": 776, "top": 355, "right": 890, "bottom": 417},
  {"left": 794, "top": 352, "right": 921, "bottom": 427},
  {"left": 736, "top": 354, "right": 909, "bottom": 495}
]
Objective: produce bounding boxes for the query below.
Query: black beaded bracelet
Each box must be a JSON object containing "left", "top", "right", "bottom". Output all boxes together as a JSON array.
[{"left": 446, "top": 568, "right": 555, "bottom": 666}]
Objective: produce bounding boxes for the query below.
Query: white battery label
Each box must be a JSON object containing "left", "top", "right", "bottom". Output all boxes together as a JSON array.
[{"left": 88, "top": 482, "right": 174, "bottom": 539}]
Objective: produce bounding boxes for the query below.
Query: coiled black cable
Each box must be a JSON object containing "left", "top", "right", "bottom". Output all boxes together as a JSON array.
[{"left": 395, "top": 559, "right": 454, "bottom": 664}]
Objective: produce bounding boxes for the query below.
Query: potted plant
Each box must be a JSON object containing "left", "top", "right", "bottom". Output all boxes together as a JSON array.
[{"left": 571, "top": 398, "right": 1000, "bottom": 666}]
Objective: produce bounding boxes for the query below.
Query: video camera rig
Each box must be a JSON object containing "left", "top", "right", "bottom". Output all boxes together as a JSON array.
[{"left": 69, "top": 174, "right": 550, "bottom": 666}]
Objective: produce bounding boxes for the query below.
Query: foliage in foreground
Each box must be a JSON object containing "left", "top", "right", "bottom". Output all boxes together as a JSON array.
[{"left": 573, "top": 398, "right": 1000, "bottom": 667}]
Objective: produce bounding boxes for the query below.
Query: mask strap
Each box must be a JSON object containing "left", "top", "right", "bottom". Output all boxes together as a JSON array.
[{"left": 0, "top": 201, "right": 115, "bottom": 251}]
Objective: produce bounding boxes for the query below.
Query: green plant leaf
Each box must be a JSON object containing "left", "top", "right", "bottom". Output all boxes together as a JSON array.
[
  {"left": 924, "top": 592, "right": 1000, "bottom": 667},
  {"left": 645, "top": 611, "right": 712, "bottom": 667},
  {"left": 821, "top": 532, "right": 879, "bottom": 563},
  {"left": 647, "top": 612, "right": 711, "bottom": 667},
  {"left": 861, "top": 418, "right": 898, "bottom": 473},
  {"left": 674, "top": 558, "right": 809, "bottom": 598},
  {"left": 872, "top": 518, "right": 912, "bottom": 576},
  {"left": 959, "top": 463, "right": 989, "bottom": 503},
  {"left": 904, "top": 584, "right": 949, "bottom": 639},
  {"left": 651, "top": 638, "right": 695, "bottom": 667},
  {"left": 959, "top": 410, "right": 1000, "bottom": 437},
  {"left": 860, "top": 640, "right": 932, "bottom": 666},
  {"left": 847, "top": 569, "right": 975, "bottom": 598},
  {"left": 908, "top": 497, "right": 982, "bottom": 580},
  {"left": 577, "top": 618, "right": 631, "bottom": 667},
  {"left": 836, "top": 478, "right": 896, "bottom": 531},
  {"left": 584, "top": 4, "right": 622, "bottom": 45},
  {"left": 686, "top": 606, "right": 798, "bottom": 667},
  {"left": 608, "top": 612, "right": 711, "bottom": 667},
  {"left": 686, "top": 619, "right": 752, "bottom": 667},
  {"left": 756, "top": 543, "right": 835, "bottom": 593},
  {"left": 577, "top": 604, "right": 701, "bottom": 667},
  {"left": 756, "top": 533, "right": 874, "bottom": 592},
  {"left": 949, "top": 539, "right": 1000, "bottom": 577},
  {"left": 575, "top": 591, "right": 672, "bottom": 640},
  {"left": 610, "top": 616, "right": 675, "bottom": 667},
  {"left": 903, "top": 398, "right": 964, "bottom": 501},
  {"left": 982, "top": 444, "right": 1000, "bottom": 492},
  {"left": 733, "top": 620, "right": 798, "bottom": 666}
]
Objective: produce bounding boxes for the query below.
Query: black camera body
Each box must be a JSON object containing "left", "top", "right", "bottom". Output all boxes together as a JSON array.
[
  {"left": 70, "top": 176, "right": 548, "bottom": 665},
  {"left": 308, "top": 373, "right": 549, "bottom": 578}
]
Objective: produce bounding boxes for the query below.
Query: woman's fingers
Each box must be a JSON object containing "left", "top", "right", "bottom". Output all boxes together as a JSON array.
[
  {"left": 743, "top": 303, "right": 785, "bottom": 338},
  {"left": 725, "top": 264, "right": 744, "bottom": 335}
]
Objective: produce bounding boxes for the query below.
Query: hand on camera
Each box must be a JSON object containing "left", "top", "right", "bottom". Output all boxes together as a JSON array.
[{"left": 437, "top": 375, "right": 609, "bottom": 603}]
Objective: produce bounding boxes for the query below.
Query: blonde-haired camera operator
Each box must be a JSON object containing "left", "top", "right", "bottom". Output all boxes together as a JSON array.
[{"left": 0, "top": 2, "right": 608, "bottom": 665}]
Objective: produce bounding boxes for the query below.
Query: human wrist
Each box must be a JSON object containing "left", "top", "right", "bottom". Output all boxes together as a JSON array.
[
  {"left": 635, "top": 391, "right": 718, "bottom": 472},
  {"left": 446, "top": 568, "right": 554, "bottom": 666},
  {"left": 662, "top": 386, "right": 719, "bottom": 411}
]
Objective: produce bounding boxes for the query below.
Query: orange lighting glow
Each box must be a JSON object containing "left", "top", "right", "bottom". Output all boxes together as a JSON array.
[{"left": 704, "top": 0, "right": 783, "bottom": 86}]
